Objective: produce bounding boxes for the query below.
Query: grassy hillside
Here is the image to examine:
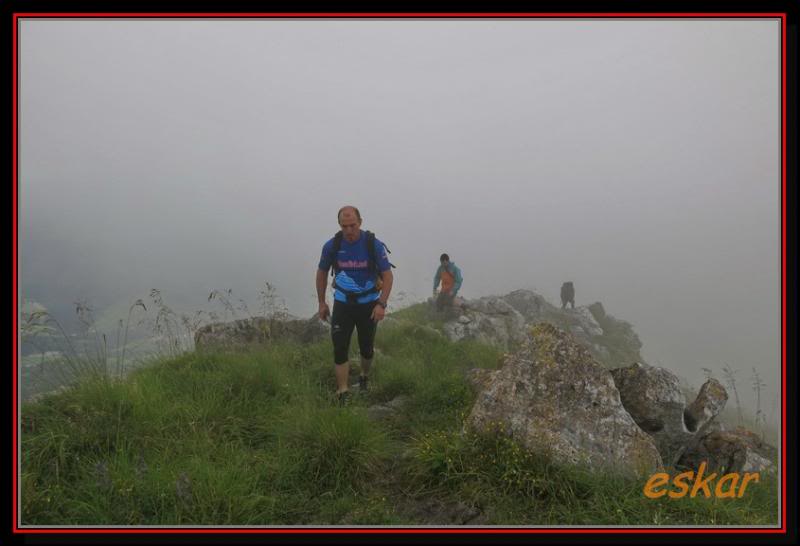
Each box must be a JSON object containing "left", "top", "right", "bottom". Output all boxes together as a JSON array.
[{"left": 20, "top": 304, "right": 778, "bottom": 526}]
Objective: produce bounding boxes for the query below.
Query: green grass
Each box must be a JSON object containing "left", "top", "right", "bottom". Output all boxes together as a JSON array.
[
  {"left": 388, "top": 301, "right": 447, "bottom": 332},
  {"left": 20, "top": 315, "right": 779, "bottom": 526}
]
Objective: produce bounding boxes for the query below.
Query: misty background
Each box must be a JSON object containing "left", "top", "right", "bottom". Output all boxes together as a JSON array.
[{"left": 19, "top": 19, "right": 781, "bottom": 423}]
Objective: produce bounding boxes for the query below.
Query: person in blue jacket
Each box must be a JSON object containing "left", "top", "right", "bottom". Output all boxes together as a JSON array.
[
  {"left": 433, "top": 253, "right": 463, "bottom": 311},
  {"left": 316, "top": 206, "right": 393, "bottom": 406}
]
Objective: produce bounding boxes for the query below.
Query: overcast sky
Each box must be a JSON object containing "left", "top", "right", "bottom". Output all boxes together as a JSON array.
[{"left": 19, "top": 18, "right": 781, "bottom": 419}]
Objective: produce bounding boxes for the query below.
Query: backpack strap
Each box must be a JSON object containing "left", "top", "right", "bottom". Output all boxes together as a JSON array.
[
  {"left": 367, "top": 231, "right": 397, "bottom": 273},
  {"left": 366, "top": 231, "right": 377, "bottom": 277},
  {"left": 329, "top": 231, "right": 343, "bottom": 277}
]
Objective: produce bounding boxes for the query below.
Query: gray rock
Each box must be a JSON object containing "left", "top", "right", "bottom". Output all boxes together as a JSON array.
[
  {"left": 684, "top": 378, "right": 728, "bottom": 433},
  {"left": 610, "top": 362, "right": 693, "bottom": 464},
  {"left": 587, "top": 301, "right": 606, "bottom": 321},
  {"left": 386, "top": 395, "right": 410, "bottom": 409},
  {"left": 466, "top": 368, "right": 499, "bottom": 392},
  {"left": 367, "top": 395, "right": 410, "bottom": 420},
  {"left": 443, "top": 290, "right": 641, "bottom": 370},
  {"left": 570, "top": 325, "right": 586, "bottom": 337},
  {"left": 366, "top": 404, "right": 395, "bottom": 420},
  {"left": 610, "top": 365, "right": 772, "bottom": 473},
  {"left": 592, "top": 344, "right": 611, "bottom": 360},
  {"left": 677, "top": 427, "right": 777, "bottom": 474},
  {"left": 466, "top": 323, "right": 663, "bottom": 477},
  {"left": 611, "top": 363, "right": 776, "bottom": 472},
  {"left": 568, "top": 306, "right": 604, "bottom": 337},
  {"left": 443, "top": 297, "right": 527, "bottom": 350},
  {"left": 501, "top": 289, "right": 557, "bottom": 321},
  {"left": 194, "top": 315, "right": 330, "bottom": 351}
]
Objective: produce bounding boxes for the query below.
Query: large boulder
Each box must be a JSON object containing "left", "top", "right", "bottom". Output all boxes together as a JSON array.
[
  {"left": 609, "top": 365, "right": 774, "bottom": 472},
  {"left": 501, "top": 289, "right": 557, "bottom": 322},
  {"left": 587, "top": 301, "right": 606, "bottom": 322},
  {"left": 677, "top": 426, "right": 777, "bottom": 474},
  {"left": 442, "top": 297, "right": 527, "bottom": 350},
  {"left": 194, "top": 315, "right": 330, "bottom": 351},
  {"left": 466, "top": 323, "right": 663, "bottom": 477},
  {"left": 610, "top": 362, "right": 694, "bottom": 464},
  {"left": 684, "top": 378, "right": 728, "bottom": 433}
]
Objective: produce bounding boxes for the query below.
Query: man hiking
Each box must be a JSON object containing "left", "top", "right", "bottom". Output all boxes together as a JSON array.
[
  {"left": 316, "top": 206, "right": 394, "bottom": 406},
  {"left": 560, "top": 281, "right": 575, "bottom": 309},
  {"left": 432, "top": 253, "right": 463, "bottom": 312}
]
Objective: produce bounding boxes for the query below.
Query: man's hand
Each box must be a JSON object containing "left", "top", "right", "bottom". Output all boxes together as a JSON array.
[
  {"left": 318, "top": 301, "right": 330, "bottom": 322},
  {"left": 432, "top": 288, "right": 438, "bottom": 298},
  {"left": 371, "top": 303, "right": 386, "bottom": 323}
]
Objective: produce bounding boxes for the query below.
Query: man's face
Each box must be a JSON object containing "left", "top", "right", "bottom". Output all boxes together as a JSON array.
[
  {"left": 339, "top": 210, "right": 362, "bottom": 242},
  {"left": 441, "top": 259, "right": 449, "bottom": 268}
]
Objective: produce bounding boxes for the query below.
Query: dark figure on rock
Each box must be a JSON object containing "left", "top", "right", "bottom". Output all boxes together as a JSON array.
[{"left": 560, "top": 281, "right": 575, "bottom": 309}]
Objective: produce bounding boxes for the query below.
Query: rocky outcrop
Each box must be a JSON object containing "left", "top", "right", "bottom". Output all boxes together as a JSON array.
[
  {"left": 466, "top": 323, "right": 663, "bottom": 477},
  {"left": 442, "top": 297, "right": 527, "bottom": 350},
  {"left": 464, "top": 323, "right": 774, "bottom": 477},
  {"left": 609, "top": 363, "right": 775, "bottom": 473},
  {"left": 194, "top": 315, "right": 329, "bottom": 351},
  {"left": 443, "top": 290, "right": 643, "bottom": 367},
  {"left": 501, "top": 289, "right": 557, "bottom": 322}
]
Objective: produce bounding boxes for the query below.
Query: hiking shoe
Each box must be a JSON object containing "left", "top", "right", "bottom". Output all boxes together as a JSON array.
[
  {"left": 358, "top": 376, "right": 368, "bottom": 392},
  {"left": 337, "top": 391, "right": 351, "bottom": 407}
]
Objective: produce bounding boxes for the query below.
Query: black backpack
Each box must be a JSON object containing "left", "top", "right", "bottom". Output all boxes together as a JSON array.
[{"left": 329, "top": 230, "right": 395, "bottom": 302}]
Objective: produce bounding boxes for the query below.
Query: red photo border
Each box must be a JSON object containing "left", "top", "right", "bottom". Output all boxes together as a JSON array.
[{"left": 11, "top": 11, "right": 789, "bottom": 536}]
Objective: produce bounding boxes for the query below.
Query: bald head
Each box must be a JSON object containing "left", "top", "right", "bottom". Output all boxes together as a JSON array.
[
  {"left": 338, "top": 205, "right": 363, "bottom": 242},
  {"left": 337, "top": 205, "right": 361, "bottom": 223}
]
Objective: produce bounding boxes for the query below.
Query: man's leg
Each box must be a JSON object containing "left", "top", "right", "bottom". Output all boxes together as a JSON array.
[
  {"left": 355, "top": 301, "right": 378, "bottom": 391},
  {"left": 331, "top": 301, "right": 356, "bottom": 395},
  {"left": 436, "top": 292, "right": 451, "bottom": 312},
  {"left": 335, "top": 362, "right": 350, "bottom": 394},
  {"left": 440, "top": 292, "right": 455, "bottom": 318},
  {"left": 360, "top": 356, "right": 373, "bottom": 378}
]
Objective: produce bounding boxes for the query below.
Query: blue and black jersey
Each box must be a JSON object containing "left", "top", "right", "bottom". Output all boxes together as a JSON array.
[{"left": 318, "top": 230, "right": 392, "bottom": 304}]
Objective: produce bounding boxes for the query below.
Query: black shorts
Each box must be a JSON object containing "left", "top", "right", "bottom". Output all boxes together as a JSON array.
[{"left": 331, "top": 299, "right": 378, "bottom": 365}]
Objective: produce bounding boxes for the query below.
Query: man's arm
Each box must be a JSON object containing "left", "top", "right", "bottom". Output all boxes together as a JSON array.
[
  {"left": 371, "top": 269, "right": 393, "bottom": 322},
  {"left": 432, "top": 265, "right": 441, "bottom": 292},
  {"left": 316, "top": 268, "right": 330, "bottom": 320},
  {"left": 379, "top": 269, "right": 393, "bottom": 305}
]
